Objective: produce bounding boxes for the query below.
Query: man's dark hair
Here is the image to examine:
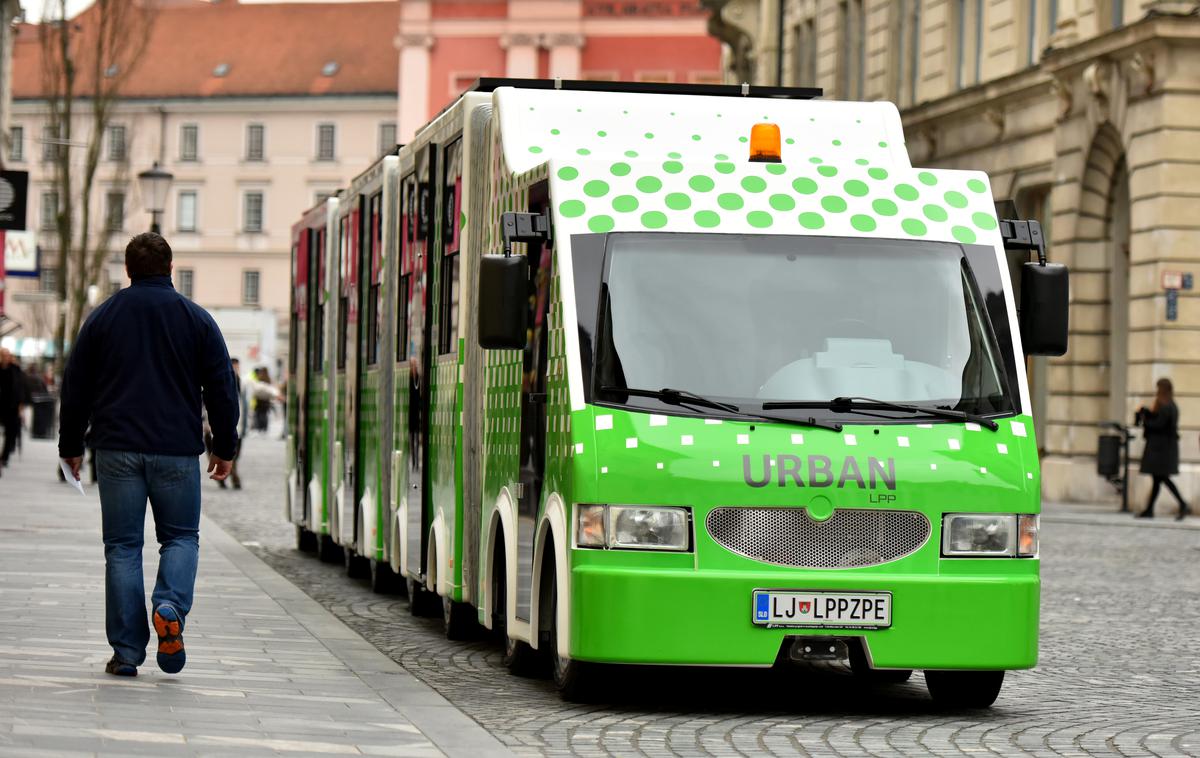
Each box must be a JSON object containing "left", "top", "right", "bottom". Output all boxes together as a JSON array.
[{"left": 125, "top": 233, "right": 173, "bottom": 277}]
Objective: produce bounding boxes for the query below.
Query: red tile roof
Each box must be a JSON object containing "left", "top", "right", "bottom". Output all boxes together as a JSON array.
[{"left": 12, "top": 1, "right": 399, "bottom": 100}]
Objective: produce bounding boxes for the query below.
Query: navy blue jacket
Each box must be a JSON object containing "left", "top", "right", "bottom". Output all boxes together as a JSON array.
[{"left": 58, "top": 275, "right": 240, "bottom": 461}]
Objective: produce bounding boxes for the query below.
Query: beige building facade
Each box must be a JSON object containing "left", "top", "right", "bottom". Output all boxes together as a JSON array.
[
  {"left": 706, "top": 0, "right": 1200, "bottom": 503},
  {"left": 1, "top": 1, "right": 399, "bottom": 372}
]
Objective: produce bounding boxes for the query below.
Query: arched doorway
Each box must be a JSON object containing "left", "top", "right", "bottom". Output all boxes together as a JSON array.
[{"left": 1077, "top": 123, "right": 1130, "bottom": 429}]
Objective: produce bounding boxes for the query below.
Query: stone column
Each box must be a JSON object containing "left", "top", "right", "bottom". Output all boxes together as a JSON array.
[
  {"left": 545, "top": 33, "right": 584, "bottom": 80},
  {"left": 502, "top": 33, "right": 539, "bottom": 79},
  {"left": 396, "top": 33, "right": 433, "bottom": 144}
]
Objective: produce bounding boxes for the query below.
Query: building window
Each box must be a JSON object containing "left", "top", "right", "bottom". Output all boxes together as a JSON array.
[
  {"left": 316, "top": 123, "right": 335, "bottom": 161},
  {"left": 791, "top": 17, "right": 817, "bottom": 87},
  {"left": 242, "top": 270, "right": 260, "bottom": 306},
  {"left": 176, "top": 268, "right": 194, "bottom": 299},
  {"left": 106, "top": 124, "right": 126, "bottom": 162},
  {"left": 246, "top": 123, "right": 264, "bottom": 161},
  {"left": 108, "top": 280, "right": 121, "bottom": 296},
  {"left": 40, "top": 190, "right": 57, "bottom": 231},
  {"left": 838, "top": 0, "right": 866, "bottom": 99},
  {"left": 8, "top": 126, "right": 24, "bottom": 162},
  {"left": 105, "top": 191, "right": 125, "bottom": 231},
  {"left": 1026, "top": 0, "right": 1058, "bottom": 64},
  {"left": 41, "top": 125, "right": 60, "bottom": 162},
  {"left": 179, "top": 124, "right": 199, "bottom": 161},
  {"left": 892, "top": 0, "right": 921, "bottom": 106},
  {"left": 952, "top": 0, "right": 984, "bottom": 88},
  {"left": 378, "top": 122, "right": 397, "bottom": 156},
  {"left": 40, "top": 267, "right": 58, "bottom": 293},
  {"left": 177, "top": 190, "right": 197, "bottom": 232},
  {"left": 243, "top": 191, "right": 264, "bottom": 233}
]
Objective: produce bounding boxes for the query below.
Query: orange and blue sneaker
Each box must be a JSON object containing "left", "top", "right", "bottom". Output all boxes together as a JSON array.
[
  {"left": 104, "top": 655, "right": 137, "bottom": 677},
  {"left": 152, "top": 605, "right": 186, "bottom": 674}
]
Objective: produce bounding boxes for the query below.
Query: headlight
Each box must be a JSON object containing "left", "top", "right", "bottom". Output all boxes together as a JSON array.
[
  {"left": 575, "top": 505, "right": 691, "bottom": 551},
  {"left": 942, "top": 513, "right": 1016, "bottom": 557}
]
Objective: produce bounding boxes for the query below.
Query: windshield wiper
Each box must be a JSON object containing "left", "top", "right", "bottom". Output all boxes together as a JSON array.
[
  {"left": 761, "top": 396, "right": 999, "bottom": 431},
  {"left": 600, "top": 386, "right": 842, "bottom": 431}
]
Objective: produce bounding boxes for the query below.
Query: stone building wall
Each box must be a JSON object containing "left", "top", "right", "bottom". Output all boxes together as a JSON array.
[{"left": 704, "top": 0, "right": 1200, "bottom": 503}]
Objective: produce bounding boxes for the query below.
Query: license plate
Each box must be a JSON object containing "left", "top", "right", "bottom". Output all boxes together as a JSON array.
[{"left": 752, "top": 590, "right": 892, "bottom": 629}]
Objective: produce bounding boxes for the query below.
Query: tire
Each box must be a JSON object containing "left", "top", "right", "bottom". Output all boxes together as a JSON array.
[
  {"left": 443, "top": 596, "right": 479, "bottom": 640},
  {"left": 406, "top": 577, "right": 439, "bottom": 616},
  {"left": 369, "top": 560, "right": 401, "bottom": 593},
  {"left": 548, "top": 574, "right": 599, "bottom": 701},
  {"left": 344, "top": 547, "right": 369, "bottom": 579},
  {"left": 316, "top": 533, "right": 343, "bottom": 563},
  {"left": 924, "top": 670, "right": 1005, "bottom": 708},
  {"left": 296, "top": 526, "right": 317, "bottom": 553}
]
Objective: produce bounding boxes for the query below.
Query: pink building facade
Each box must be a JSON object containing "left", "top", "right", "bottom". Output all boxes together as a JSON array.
[{"left": 396, "top": 0, "right": 722, "bottom": 140}]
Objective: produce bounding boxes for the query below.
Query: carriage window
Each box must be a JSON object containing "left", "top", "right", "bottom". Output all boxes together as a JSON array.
[
  {"left": 365, "top": 193, "right": 382, "bottom": 366},
  {"left": 439, "top": 139, "right": 463, "bottom": 356},
  {"left": 337, "top": 217, "right": 349, "bottom": 370}
]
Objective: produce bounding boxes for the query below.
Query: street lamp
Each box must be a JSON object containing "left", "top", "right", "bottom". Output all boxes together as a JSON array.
[{"left": 137, "top": 162, "right": 174, "bottom": 234}]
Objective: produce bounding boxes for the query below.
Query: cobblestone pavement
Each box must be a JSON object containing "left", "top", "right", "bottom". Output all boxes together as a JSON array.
[
  {"left": 0, "top": 439, "right": 511, "bottom": 758},
  {"left": 205, "top": 429, "right": 1200, "bottom": 758}
]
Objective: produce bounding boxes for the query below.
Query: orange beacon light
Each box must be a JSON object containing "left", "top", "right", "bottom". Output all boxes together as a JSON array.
[{"left": 749, "top": 123, "right": 782, "bottom": 163}]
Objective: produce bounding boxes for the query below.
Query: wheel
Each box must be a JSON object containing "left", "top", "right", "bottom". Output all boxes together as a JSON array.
[
  {"left": 491, "top": 552, "right": 544, "bottom": 677},
  {"left": 548, "top": 574, "right": 600, "bottom": 700},
  {"left": 443, "top": 596, "right": 479, "bottom": 640},
  {"left": 502, "top": 633, "right": 545, "bottom": 677},
  {"left": 296, "top": 526, "right": 317, "bottom": 553},
  {"left": 316, "top": 533, "right": 343, "bottom": 563},
  {"left": 369, "top": 560, "right": 401, "bottom": 593},
  {"left": 924, "top": 670, "right": 1005, "bottom": 708},
  {"left": 848, "top": 642, "right": 912, "bottom": 684},
  {"left": 406, "top": 577, "right": 439, "bottom": 616},
  {"left": 344, "top": 547, "right": 369, "bottom": 579}
]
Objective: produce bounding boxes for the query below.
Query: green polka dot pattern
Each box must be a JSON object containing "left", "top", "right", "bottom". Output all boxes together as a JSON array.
[
  {"left": 612, "top": 195, "right": 638, "bottom": 213},
  {"left": 500, "top": 90, "right": 1003, "bottom": 252}
]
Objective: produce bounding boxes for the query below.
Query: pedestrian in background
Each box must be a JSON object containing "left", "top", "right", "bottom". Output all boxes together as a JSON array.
[
  {"left": 250, "top": 367, "right": 277, "bottom": 435},
  {"left": 58, "top": 232, "right": 240, "bottom": 677},
  {"left": 1135, "top": 377, "right": 1190, "bottom": 521},
  {"left": 220, "top": 357, "right": 246, "bottom": 490},
  {"left": 0, "top": 348, "right": 29, "bottom": 475}
]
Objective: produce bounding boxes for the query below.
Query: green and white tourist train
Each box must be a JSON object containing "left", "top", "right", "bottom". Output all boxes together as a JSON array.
[{"left": 284, "top": 79, "right": 1069, "bottom": 706}]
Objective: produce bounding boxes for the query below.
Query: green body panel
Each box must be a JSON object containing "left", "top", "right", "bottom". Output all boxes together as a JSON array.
[
  {"left": 357, "top": 367, "right": 384, "bottom": 557},
  {"left": 569, "top": 562, "right": 1038, "bottom": 667},
  {"left": 305, "top": 384, "right": 330, "bottom": 532},
  {"left": 392, "top": 362, "right": 411, "bottom": 545},
  {"left": 560, "top": 407, "right": 1040, "bottom": 667}
]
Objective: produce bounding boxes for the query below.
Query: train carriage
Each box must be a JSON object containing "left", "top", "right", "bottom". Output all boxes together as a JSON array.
[
  {"left": 288, "top": 79, "right": 1069, "bottom": 706},
  {"left": 287, "top": 196, "right": 339, "bottom": 559}
]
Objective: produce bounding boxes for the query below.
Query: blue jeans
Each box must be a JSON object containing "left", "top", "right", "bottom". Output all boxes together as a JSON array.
[{"left": 96, "top": 450, "right": 201, "bottom": 666}]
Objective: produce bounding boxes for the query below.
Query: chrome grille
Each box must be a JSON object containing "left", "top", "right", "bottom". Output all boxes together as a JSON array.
[{"left": 705, "top": 507, "right": 930, "bottom": 568}]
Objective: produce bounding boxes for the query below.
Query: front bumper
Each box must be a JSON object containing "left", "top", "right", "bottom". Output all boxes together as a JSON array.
[{"left": 569, "top": 563, "right": 1039, "bottom": 670}]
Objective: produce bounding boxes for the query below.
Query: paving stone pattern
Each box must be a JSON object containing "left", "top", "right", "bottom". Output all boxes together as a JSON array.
[
  {"left": 203, "top": 430, "right": 1200, "bottom": 758},
  {"left": 0, "top": 438, "right": 512, "bottom": 758}
]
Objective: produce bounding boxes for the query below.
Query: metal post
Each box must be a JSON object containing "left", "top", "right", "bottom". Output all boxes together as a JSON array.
[
  {"left": 150, "top": 211, "right": 160, "bottom": 235},
  {"left": 1120, "top": 430, "right": 1131, "bottom": 513}
]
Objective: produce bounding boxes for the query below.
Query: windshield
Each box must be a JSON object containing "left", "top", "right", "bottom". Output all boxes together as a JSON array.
[{"left": 594, "top": 233, "right": 1013, "bottom": 417}]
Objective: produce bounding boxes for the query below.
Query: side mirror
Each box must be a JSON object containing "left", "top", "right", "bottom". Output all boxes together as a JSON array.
[
  {"left": 478, "top": 254, "right": 527, "bottom": 350},
  {"left": 1020, "top": 261, "right": 1069, "bottom": 356}
]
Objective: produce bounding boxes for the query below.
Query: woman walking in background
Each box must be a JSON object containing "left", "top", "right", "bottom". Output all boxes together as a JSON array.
[{"left": 1136, "top": 377, "right": 1190, "bottom": 520}]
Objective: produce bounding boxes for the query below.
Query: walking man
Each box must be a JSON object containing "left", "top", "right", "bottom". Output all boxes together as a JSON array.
[
  {"left": 58, "top": 233, "right": 240, "bottom": 677},
  {"left": 0, "top": 348, "right": 28, "bottom": 474}
]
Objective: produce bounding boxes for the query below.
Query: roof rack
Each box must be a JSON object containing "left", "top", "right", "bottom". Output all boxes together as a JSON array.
[{"left": 464, "top": 77, "right": 822, "bottom": 100}]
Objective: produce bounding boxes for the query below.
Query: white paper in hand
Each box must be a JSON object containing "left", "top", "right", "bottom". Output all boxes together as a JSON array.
[{"left": 60, "top": 460, "right": 86, "bottom": 496}]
